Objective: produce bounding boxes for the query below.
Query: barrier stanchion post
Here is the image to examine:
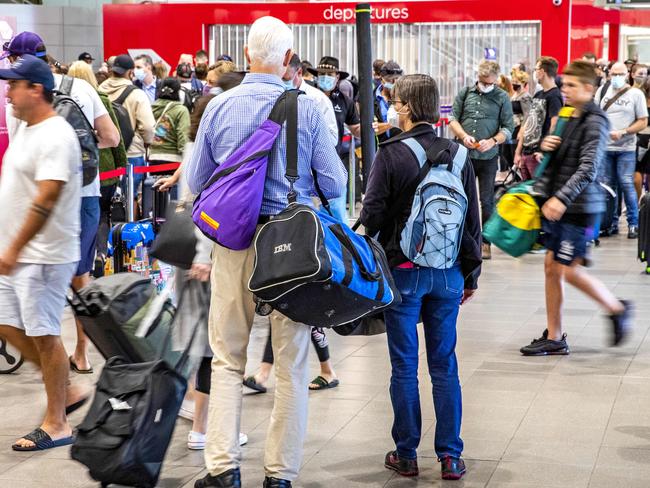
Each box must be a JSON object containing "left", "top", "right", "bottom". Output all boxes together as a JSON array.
[
  {"left": 348, "top": 137, "right": 356, "bottom": 220},
  {"left": 127, "top": 162, "right": 135, "bottom": 222}
]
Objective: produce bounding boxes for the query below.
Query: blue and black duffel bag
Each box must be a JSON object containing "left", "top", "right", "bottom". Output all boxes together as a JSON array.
[
  {"left": 248, "top": 205, "right": 399, "bottom": 328},
  {"left": 247, "top": 119, "right": 399, "bottom": 328}
]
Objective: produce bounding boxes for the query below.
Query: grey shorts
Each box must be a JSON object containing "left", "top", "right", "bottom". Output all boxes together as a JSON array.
[{"left": 0, "top": 262, "right": 77, "bottom": 337}]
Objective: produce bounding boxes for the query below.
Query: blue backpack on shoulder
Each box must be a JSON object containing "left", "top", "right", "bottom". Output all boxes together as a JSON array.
[{"left": 399, "top": 138, "right": 468, "bottom": 269}]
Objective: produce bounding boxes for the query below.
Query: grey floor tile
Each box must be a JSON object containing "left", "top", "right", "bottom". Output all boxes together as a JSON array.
[
  {"left": 487, "top": 461, "right": 592, "bottom": 487},
  {"left": 501, "top": 440, "right": 600, "bottom": 466}
]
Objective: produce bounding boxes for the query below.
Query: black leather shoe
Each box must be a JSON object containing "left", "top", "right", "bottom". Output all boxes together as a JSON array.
[
  {"left": 263, "top": 477, "right": 292, "bottom": 488},
  {"left": 195, "top": 468, "right": 241, "bottom": 488}
]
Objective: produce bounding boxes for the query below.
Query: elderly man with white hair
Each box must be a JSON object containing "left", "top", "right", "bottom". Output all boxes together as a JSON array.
[
  {"left": 596, "top": 61, "right": 648, "bottom": 239},
  {"left": 186, "top": 16, "right": 346, "bottom": 488}
]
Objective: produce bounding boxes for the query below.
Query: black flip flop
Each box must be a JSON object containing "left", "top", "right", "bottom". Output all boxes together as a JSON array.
[
  {"left": 66, "top": 396, "right": 90, "bottom": 416},
  {"left": 243, "top": 376, "right": 267, "bottom": 394},
  {"left": 69, "top": 356, "right": 93, "bottom": 375},
  {"left": 12, "top": 428, "right": 74, "bottom": 451},
  {"left": 309, "top": 376, "right": 340, "bottom": 391}
]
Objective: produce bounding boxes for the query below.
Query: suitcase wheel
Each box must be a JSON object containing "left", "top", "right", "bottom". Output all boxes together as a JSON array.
[{"left": 0, "top": 338, "right": 24, "bottom": 374}]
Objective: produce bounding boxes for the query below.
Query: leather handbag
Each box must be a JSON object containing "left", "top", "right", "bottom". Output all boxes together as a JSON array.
[{"left": 149, "top": 200, "right": 197, "bottom": 269}]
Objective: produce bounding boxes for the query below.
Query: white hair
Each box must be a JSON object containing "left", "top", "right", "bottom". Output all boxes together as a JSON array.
[{"left": 246, "top": 16, "right": 293, "bottom": 67}]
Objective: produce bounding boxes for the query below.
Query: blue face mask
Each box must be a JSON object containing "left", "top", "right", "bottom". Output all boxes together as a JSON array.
[
  {"left": 317, "top": 75, "right": 337, "bottom": 92},
  {"left": 283, "top": 79, "right": 295, "bottom": 91},
  {"left": 383, "top": 82, "right": 394, "bottom": 91}
]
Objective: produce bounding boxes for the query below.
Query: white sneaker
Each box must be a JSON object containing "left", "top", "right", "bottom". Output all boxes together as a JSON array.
[
  {"left": 239, "top": 432, "right": 248, "bottom": 446},
  {"left": 187, "top": 431, "right": 205, "bottom": 450},
  {"left": 187, "top": 431, "right": 248, "bottom": 450},
  {"left": 178, "top": 399, "right": 195, "bottom": 421}
]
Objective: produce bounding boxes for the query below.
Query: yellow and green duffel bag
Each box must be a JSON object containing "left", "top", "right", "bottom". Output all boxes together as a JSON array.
[{"left": 482, "top": 181, "right": 542, "bottom": 257}]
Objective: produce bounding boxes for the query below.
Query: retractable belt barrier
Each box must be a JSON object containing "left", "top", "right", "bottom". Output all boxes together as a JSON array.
[{"left": 99, "top": 162, "right": 181, "bottom": 181}]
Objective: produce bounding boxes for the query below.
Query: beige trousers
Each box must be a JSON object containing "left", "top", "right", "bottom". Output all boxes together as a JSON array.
[{"left": 205, "top": 242, "right": 311, "bottom": 482}]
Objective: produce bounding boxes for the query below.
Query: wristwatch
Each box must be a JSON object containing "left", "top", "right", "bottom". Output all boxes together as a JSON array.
[{"left": 492, "top": 137, "right": 499, "bottom": 145}]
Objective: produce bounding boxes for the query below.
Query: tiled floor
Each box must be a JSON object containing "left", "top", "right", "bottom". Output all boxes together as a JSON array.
[{"left": 1, "top": 233, "right": 650, "bottom": 487}]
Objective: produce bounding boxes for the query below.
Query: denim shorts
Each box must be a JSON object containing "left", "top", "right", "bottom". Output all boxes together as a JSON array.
[
  {"left": 0, "top": 262, "right": 77, "bottom": 336},
  {"left": 76, "top": 196, "right": 101, "bottom": 276},
  {"left": 542, "top": 219, "right": 592, "bottom": 266}
]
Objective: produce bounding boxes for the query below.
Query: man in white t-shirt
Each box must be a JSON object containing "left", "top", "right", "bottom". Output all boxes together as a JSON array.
[
  {"left": 0, "top": 55, "right": 85, "bottom": 452},
  {"left": 596, "top": 61, "right": 649, "bottom": 238},
  {"left": 51, "top": 71, "right": 119, "bottom": 374}
]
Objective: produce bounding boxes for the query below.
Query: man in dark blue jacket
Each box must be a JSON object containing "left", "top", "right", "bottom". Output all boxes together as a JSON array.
[{"left": 521, "top": 60, "right": 633, "bottom": 356}]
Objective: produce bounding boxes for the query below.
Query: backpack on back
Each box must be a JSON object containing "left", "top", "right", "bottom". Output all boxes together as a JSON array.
[
  {"left": 54, "top": 75, "right": 99, "bottom": 187},
  {"left": 181, "top": 86, "right": 201, "bottom": 113},
  {"left": 399, "top": 138, "right": 468, "bottom": 268},
  {"left": 112, "top": 85, "right": 136, "bottom": 150}
]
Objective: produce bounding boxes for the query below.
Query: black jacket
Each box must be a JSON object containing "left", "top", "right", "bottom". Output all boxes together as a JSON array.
[
  {"left": 360, "top": 124, "right": 482, "bottom": 290},
  {"left": 533, "top": 101, "right": 609, "bottom": 216}
]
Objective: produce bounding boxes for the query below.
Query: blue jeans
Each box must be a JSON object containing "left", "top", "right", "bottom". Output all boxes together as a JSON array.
[
  {"left": 122, "top": 156, "right": 146, "bottom": 195},
  {"left": 604, "top": 151, "right": 638, "bottom": 227},
  {"left": 384, "top": 265, "right": 464, "bottom": 460}
]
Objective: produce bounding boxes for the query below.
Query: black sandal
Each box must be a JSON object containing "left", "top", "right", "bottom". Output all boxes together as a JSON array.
[
  {"left": 12, "top": 428, "right": 74, "bottom": 451},
  {"left": 69, "top": 356, "right": 93, "bottom": 374},
  {"left": 243, "top": 376, "right": 267, "bottom": 394},
  {"left": 309, "top": 376, "right": 340, "bottom": 390}
]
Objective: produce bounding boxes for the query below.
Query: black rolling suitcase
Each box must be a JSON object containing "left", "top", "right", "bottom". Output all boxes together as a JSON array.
[
  {"left": 69, "top": 273, "right": 175, "bottom": 364},
  {"left": 142, "top": 176, "right": 170, "bottom": 232},
  {"left": 638, "top": 193, "right": 650, "bottom": 274},
  {"left": 71, "top": 357, "right": 186, "bottom": 488},
  {"left": 71, "top": 280, "right": 206, "bottom": 488}
]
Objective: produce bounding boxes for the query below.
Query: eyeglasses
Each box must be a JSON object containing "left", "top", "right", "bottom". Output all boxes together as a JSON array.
[{"left": 389, "top": 99, "right": 404, "bottom": 105}]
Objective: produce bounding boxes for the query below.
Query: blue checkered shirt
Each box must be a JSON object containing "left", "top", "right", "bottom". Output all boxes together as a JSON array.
[{"left": 186, "top": 73, "right": 347, "bottom": 215}]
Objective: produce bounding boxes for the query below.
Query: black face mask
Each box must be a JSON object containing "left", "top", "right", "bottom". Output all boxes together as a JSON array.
[{"left": 512, "top": 84, "right": 521, "bottom": 91}]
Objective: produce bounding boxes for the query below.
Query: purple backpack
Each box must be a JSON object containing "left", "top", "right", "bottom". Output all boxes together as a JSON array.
[{"left": 193, "top": 90, "right": 299, "bottom": 250}]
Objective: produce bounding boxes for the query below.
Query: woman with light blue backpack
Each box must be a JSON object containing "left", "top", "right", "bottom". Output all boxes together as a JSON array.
[{"left": 360, "top": 74, "right": 482, "bottom": 482}]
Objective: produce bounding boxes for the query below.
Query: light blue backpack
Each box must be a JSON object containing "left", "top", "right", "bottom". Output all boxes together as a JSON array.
[{"left": 399, "top": 138, "right": 469, "bottom": 269}]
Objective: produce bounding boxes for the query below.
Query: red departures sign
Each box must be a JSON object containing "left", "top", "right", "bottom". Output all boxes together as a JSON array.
[{"left": 322, "top": 5, "right": 409, "bottom": 22}]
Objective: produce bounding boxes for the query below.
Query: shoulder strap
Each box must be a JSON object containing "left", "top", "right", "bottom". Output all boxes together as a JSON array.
[
  {"left": 402, "top": 136, "right": 467, "bottom": 175},
  {"left": 58, "top": 75, "right": 74, "bottom": 95},
  {"left": 154, "top": 101, "right": 175, "bottom": 127},
  {"left": 598, "top": 80, "right": 611, "bottom": 106},
  {"left": 284, "top": 90, "right": 300, "bottom": 202},
  {"left": 603, "top": 86, "right": 630, "bottom": 112},
  {"left": 115, "top": 85, "right": 136, "bottom": 105}
]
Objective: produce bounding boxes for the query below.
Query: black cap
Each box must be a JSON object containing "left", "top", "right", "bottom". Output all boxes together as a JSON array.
[
  {"left": 0, "top": 54, "right": 55, "bottom": 91},
  {"left": 379, "top": 60, "right": 403, "bottom": 77},
  {"left": 78, "top": 51, "right": 94, "bottom": 62},
  {"left": 112, "top": 54, "right": 134, "bottom": 75},
  {"left": 176, "top": 63, "right": 193, "bottom": 79}
]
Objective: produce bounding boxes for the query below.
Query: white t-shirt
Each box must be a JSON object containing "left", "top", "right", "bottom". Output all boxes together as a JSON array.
[
  {"left": 53, "top": 73, "right": 108, "bottom": 197},
  {"left": 596, "top": 84, "right": 649, "bottom": 152},
  {"left": 0, "top": 116, "right": 81, "bottom": 264},
  {"left": 300, "top": 80, "right": 339, "bottom": 147}
]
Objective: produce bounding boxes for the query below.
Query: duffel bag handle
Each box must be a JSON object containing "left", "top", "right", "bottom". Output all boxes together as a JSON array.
[{"left": 330, "top": 224, "right": 382, "bottom": 282}]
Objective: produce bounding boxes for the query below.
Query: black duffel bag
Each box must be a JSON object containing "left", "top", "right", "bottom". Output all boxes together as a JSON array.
[{"left": 71, "top": 357, "right": 186, "bottom": 488}]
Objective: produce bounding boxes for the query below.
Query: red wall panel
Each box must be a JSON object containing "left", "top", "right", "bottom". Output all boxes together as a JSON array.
[{"left": 103, "top": 1, "right": 572, "bottom": 69}]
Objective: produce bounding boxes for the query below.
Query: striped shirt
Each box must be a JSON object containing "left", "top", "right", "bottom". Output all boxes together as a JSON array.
[{"left": 186, "top": 73, "right": 346, "bottom": 215}]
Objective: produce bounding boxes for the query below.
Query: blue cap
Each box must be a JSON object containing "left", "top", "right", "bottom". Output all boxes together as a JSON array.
[{"left": 0, "top": 54, "right": 54, "bottom": 91}]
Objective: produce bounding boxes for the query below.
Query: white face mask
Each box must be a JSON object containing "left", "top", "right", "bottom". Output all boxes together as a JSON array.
[
  {"left": 478, "top": 82, "right": 495, "bottom": 94},
  {"left": 611, "top": 75, "right": 627, "bottom": 90},
  {"left": 387, "top": 104, "right": 407, "bottom": 129}
]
